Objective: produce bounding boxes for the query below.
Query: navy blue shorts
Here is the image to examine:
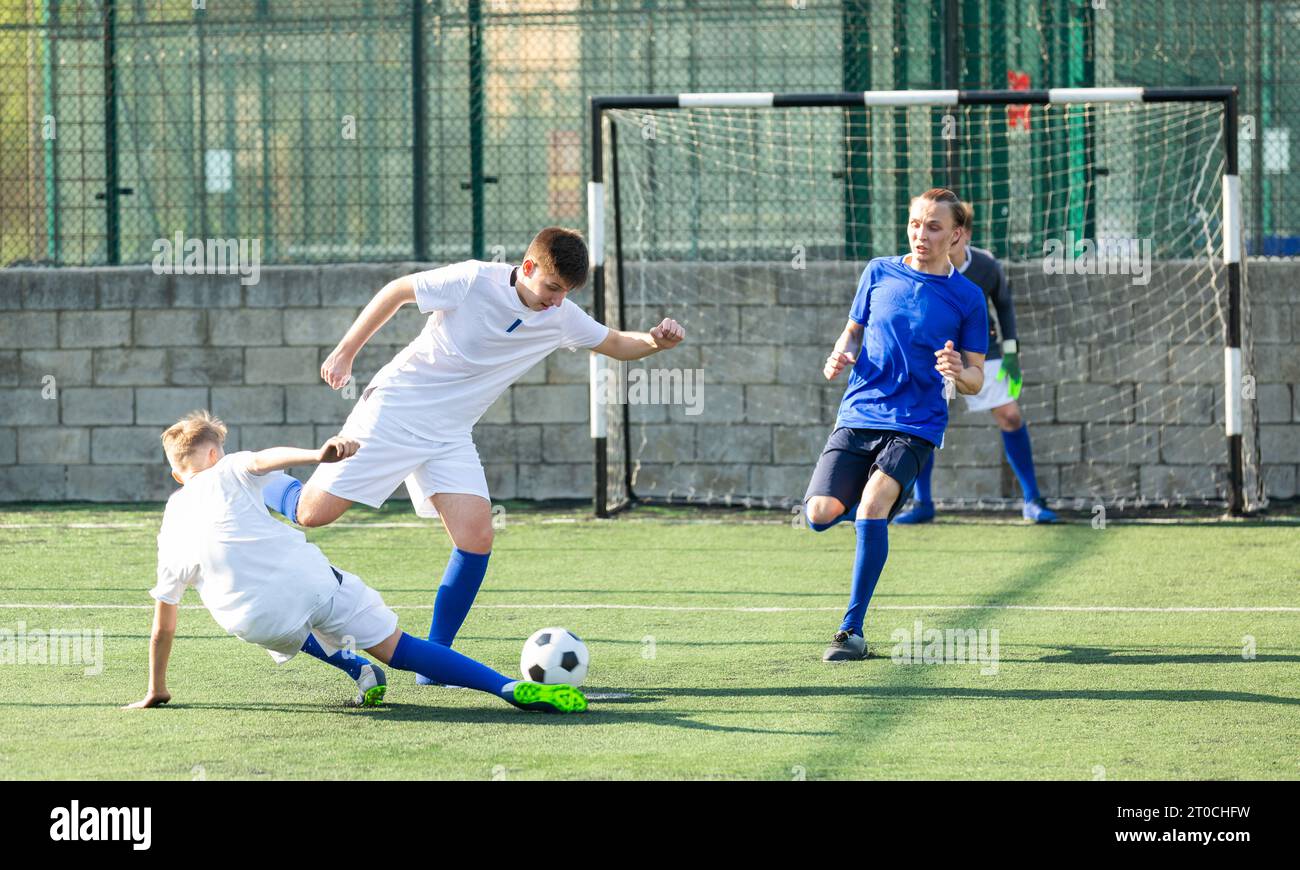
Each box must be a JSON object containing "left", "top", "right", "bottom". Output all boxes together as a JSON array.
[{"left": 803, "top": 427, "right": 936, "bottom": 521}]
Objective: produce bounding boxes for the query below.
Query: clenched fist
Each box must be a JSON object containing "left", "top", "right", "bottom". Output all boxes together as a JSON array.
[
  {"left": 824, "top": 350, "right": 856, "bottom": 381},
  {"left": 934, "top": 340, "right": 963, "bottom": 381},
  {"left": 649, "top": 318, "right": 685, "bottom": 349},
  {"left": 320, "top": 347, "right": 354, "bottom": 391}
]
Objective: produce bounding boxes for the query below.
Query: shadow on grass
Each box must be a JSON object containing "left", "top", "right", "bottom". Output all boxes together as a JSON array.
[
  {"left": 361, "top": 701, "right": 830, "bottom": 736},
  {"left": 25, "top": 676, "right": 1300, "bottom": 715},
  {"left": 82, "top": 697, "right": 830, "bottom": 737},
  {"left": 1035, "top": 646, "right": 1300, "bottom": 665},
  {"left": 612, "top": 684, "right": 1300, "bottom": 706},
  {"left": 26, "top": 689, "right": 832, "bottom": 736}
]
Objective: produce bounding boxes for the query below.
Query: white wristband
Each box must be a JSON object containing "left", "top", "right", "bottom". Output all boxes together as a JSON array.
[{"left": 1002, "top": 339, "right": 1018, "bottom": 354}]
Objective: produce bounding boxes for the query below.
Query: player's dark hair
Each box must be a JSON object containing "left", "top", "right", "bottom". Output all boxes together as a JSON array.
[
  {"left": 526, "top": 227, "right": 589, "bottom": 290},
  {"left": 911, "top": 188, "right": 968, "bottom": 230}
]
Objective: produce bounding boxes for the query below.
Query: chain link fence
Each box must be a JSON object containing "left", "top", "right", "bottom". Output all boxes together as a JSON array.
[{"left": 1, "top": 0, "right": 1296, "bottom": 267}]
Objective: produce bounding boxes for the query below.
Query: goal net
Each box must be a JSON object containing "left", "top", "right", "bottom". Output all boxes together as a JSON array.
[{"left": 591, "top": 90, "right": 1264, "bottom": 516}]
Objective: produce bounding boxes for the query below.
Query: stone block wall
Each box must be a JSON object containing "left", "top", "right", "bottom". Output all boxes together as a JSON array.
[{"left": 0, "top": 261, "right": 1293, "bottom": 509}]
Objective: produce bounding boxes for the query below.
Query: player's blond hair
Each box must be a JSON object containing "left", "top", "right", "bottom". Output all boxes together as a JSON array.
[{"left": 161, "top": 410, "right": 227, "bottom": 467}]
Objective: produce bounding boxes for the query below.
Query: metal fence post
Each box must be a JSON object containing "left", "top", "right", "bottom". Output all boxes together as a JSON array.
[
  {"left": 197, "top": 5, "right": 209, "bottom": 245},
  {"left": 469, "top": 0, "right": 485, "bottom": 260},
  {"left": 412, "top": 0, "right": 429, "bottom": 260},
  {"left": 101, "top": 0, "right": 120, "bottom": 264},
  {"left": 841, "top": 1, "right": 872, "bottom": 259},
  {"left": 258, "top": 0, "right": 272, "bottom": 258},
  {"left": 42, "top": 0, "right": 60, "bottom": 262}
]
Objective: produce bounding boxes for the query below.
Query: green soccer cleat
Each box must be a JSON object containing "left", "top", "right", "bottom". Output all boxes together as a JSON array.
[
  {"left": 351, "top": 663, "right": 387, "bottom": 708},
  {"left": 506, "top": 681, "right": 588, "bottom": 714}
]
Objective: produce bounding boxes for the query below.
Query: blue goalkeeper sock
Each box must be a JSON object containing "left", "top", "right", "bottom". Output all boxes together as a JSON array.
[
  {"left": 912, "top": 451, "right": 934, "bottom": 504},
  {"left": 389, "top": 632, "right": 512, "bottom": 697},
  {"left": 428, "top": 548, "right": 490, "bottom": 647},
  {"left": 300, "top": 632, "right": 369, "bottom": 680},
  {"left": 806, "top": 500, "right": 860, "bottom": 533},
  {"left": 840, "top": 519, "right": 889, "bottom": 635},
  {"left": 1001, "top": 423, "right": 1041, "bottom": 502},
  {"left": 261, "top": 471, "right": 302, "bottom": 523}
]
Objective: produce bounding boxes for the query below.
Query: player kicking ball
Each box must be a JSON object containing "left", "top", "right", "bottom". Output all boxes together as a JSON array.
[
  {"left": 803, "top": 188, "right": 988, "bottom": 661},
  {"left": 255, "top": 227, "right": 684, "bottom": 684},
  {"left": 124, "top": 411, "right": 586, "bottom": 714},
  {"left": 893, "top": 200, "right": 1057, "bottom": 525}
]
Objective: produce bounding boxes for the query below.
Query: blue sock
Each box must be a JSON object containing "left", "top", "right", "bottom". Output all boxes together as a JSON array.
[
  {"left": 389, "top": 631, "right": 511, "bottom": 697},
  {"left": 912, "top": 451, "right": 934, "bottom": 504},
  {"left": 840, "top": 519, "right": 889, "bottom": 635},
  {"left": 428, "top": 548, "right": 491, "bottom": 646},
  {"left": 806, "top": 500, "right": 860, "bottom": 533},
  {"left": 1001, "top": 423, "right": 1041, "bottom": 502},
  {"left": 300, "top": 632, "right": 369, "bottom": 680},
  {"left": 262, "top": 471, "right": 302, "bottom": 523}
]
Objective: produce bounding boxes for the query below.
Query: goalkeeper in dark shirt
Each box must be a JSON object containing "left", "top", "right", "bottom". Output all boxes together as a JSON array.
[{"left": 894, "top": 201, "right": 1057, "bottom": 524}]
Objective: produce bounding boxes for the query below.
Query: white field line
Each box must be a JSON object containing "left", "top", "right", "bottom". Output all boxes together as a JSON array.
[
  {"left": 0, "top": 603, "right": 1296, "bottom": 613},
  {"left": 0, "top": 520, "right": 790, "bottom": 529},
  {"left": 4, "top": 516, "right": 1296, "bottom": 530}
]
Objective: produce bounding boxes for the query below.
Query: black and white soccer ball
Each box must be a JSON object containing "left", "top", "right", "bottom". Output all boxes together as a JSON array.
[{"left": 520, "top": 627, "right": 589, "bottom": 687}]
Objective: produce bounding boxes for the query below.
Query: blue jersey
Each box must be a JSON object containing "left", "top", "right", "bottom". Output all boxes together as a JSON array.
[{"left": 836, "top": 255, "right": 989, "bottom": 447}]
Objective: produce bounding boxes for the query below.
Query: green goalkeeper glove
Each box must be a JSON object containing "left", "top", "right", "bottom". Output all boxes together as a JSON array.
[{"left": 996, "top": 345, "right": 1023, "bottom": 399}]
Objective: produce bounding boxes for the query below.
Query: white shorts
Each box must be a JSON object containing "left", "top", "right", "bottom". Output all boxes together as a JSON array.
[
  {"left": 307, "top": 390, "right": 490, "bottom": 519},
  {"left": 962, "top": 358, "right": 1017, "bottom": 413},
  {"left": 260, "top": 567, "right": 400, "bottom": 665}
]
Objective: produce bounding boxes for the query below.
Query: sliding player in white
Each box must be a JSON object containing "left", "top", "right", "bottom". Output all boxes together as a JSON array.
[
  {"left": 129, "top": 411, "right": 586, "bottom": 714},
  {"left": 894, "top": 202, "right": 1057, "bottom": 524},
  {"left": 258, "top": 227, "right": 684, "bottom": 681}
]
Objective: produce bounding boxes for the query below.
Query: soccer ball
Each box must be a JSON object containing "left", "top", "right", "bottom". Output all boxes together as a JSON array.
[{"left": 520, "top": 627, "right": 589, "bottom": 686}]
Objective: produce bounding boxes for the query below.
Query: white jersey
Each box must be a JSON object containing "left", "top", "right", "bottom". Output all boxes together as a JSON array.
[
  {"left": 151, "top": 452, "right": 338, "bottom": 646},
  {"left": 361, "top": 260, "right": 610, "bottom": 442}
]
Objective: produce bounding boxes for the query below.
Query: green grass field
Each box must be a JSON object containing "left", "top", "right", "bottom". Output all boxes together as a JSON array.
[{"left": 2, "top": 502, "right": 1297, "bottom": 780}]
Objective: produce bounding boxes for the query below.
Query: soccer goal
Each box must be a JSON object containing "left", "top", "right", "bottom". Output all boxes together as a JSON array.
[{"left": 587, "top": 88, "right": 1263, "bottom": 518}]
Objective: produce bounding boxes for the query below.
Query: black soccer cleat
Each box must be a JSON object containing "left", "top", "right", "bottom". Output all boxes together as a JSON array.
[{"left": 822, "top": 630, "right": 868, "bottom": 662}]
